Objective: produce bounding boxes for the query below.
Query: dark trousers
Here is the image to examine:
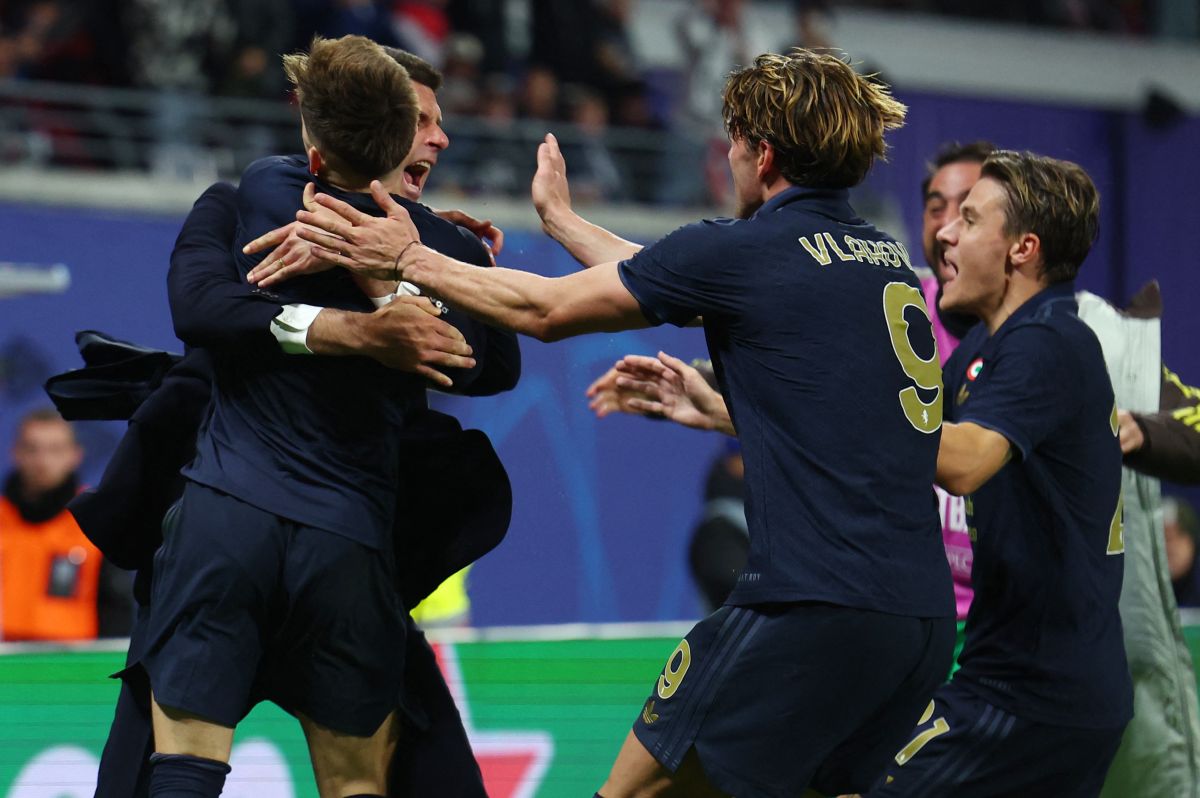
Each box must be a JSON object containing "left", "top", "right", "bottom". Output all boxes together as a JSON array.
[{"left": 95, "top": 620, "right": 486, "bottom": 798}]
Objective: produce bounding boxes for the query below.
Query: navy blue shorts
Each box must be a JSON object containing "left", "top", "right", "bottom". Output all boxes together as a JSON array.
[
  {"left": 139, "top": 480, "right": 407, "bottom": 736},
  {"left": 632, "top": 602, "right": 955, "bottom": 797},
  {"left": 866, "top": 680, "right": 1126, "bottom": 797}
]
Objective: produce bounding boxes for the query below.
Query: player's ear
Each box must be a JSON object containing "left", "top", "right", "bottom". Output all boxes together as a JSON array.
[
  {"left": 756, "top": 139, "right": 778, "bottom": 181},
  {"left": 307, "top": 146, "right": 322, "bottom": 177},
  {"left": 1008, "top": 231, "right": 1041, "bottom": 275}
]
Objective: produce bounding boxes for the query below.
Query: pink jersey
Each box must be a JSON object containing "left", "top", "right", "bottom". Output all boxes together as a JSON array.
[{"left": 921, "top": 271, "right": 973, "bottom": 620}]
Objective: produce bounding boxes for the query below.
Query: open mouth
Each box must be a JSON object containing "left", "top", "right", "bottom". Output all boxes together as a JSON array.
[
  {"left": 938, "top": 255, "right": 959, "bottom": 285},
  {"left": 401, "top": 160, "right": 432, "bottom": 197}
]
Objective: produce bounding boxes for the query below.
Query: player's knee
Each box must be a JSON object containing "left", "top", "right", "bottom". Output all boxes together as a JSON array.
[
  {"left": 309, "top": 749, "right": 389, "bottom": 798},
  {"left": 302, "top": 713, "right": 396, "bottom": 798}
]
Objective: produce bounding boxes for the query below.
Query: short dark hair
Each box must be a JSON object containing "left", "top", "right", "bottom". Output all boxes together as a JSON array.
[
  {"left": 920, "top": 140, "right": 996, "bottom": 201},
  {"left": 722, "top": 49, "right": 906, "bottom": 189},
  {"left": 381, "top": 46, "right": 444, "bottom": 91},
  {"left": 981, "top": 150, "right": 1100, "bottom": 285},
  {"left": 283, "top": 36, "right": 417, "bottom": 183}
]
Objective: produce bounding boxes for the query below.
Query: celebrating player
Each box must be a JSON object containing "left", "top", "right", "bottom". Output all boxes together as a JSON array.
[
  {"left": 134, "top": 37, "right": 517, "bottom": 798},
  {"left": 291, "top": 49, "right": 956, "bottom": 798}
]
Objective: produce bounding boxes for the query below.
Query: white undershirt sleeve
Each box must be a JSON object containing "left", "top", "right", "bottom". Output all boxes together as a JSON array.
[
  {"left": 271, "top": 293, "right": 398, "bottom": 354},
  {"left": 270, "top": 303, "right": 324, "bottom": 354}
]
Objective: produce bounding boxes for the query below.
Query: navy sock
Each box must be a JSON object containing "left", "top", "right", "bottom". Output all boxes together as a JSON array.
[
  {"left": 343, "top": 795, "right": 385, "bottom": 798},
  {"left": 148, "top": 752, "right": 230, "bottom": 798}
]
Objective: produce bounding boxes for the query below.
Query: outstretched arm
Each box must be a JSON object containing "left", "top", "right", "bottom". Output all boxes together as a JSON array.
[
  {"left": 294, "top": 182, "right": 649, "bottom": 341},
  {"left": 587, "top": 352, "right": 736, "bottom": 435},
  {"left": 169, "top": 183, "right": 475, "bottom": 388},
  {"left": 242, "top": 183, "right": 505, "bottom": 286},
  {"left": 238, "top": 185, "right": 513, "bottom": 393},
  {"left": 532, "top": 133, "right": 642, "bottom": 267}
]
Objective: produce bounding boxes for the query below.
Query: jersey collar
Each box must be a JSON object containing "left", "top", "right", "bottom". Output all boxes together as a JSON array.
[
  {"left": 994, "top": 281, "right": 1078, "bottom": 336},
  {"left": 752, "top": 185, "right": 856, "bottom": 222}
]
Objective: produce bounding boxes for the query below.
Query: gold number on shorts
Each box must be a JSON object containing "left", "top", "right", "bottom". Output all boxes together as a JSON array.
[
  {"left": 895, "top": 700, "right": 951, "bottom": 766},
  {"left": 1107, "top": 492, "right": 1125, "bottom": 555},
  {"left": 883, "top": 282, "right": 943, "bottom": 434},
  {"left": 656, "top": 639, "right": 692, "bottom": 700}
]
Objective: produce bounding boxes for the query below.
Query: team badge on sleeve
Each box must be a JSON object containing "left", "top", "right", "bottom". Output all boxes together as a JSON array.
[{"left": 966, "top": 358, "right": 984, "bottom": 381}]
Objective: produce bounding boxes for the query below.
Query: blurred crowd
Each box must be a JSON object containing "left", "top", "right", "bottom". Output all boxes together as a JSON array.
[
  {"left": 2, "top": 0, "right": 1194, "bottom": 95},
  {"left": 850, "top": 0, "right": 1198, "bottom": 36},
  {"left": 0, "top": 0, "right": 662, "bottom": 126},
  {"left": 2, "top": 0, "right": 1197, "bottom": 205}
]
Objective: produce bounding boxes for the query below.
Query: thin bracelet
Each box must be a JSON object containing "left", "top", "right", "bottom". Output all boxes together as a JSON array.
[{"left": 392, "top": 241, "right": 419, "bottom": 282}]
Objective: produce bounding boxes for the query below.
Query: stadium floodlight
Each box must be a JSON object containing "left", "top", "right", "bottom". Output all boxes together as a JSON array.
[{"left": 0, "top": 262, "right": 70, "bottom": 298}]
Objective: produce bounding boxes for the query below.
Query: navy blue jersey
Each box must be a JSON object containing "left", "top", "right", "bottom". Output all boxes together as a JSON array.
[
  {"left": 184, "top": 155, "right": 505, "bottom": 549},
  {"left": 944, "top": 282, "right": 1132, "bottom": 729},
  {"left": 619, "top": 187, "right": 954, "bottom": 618}
]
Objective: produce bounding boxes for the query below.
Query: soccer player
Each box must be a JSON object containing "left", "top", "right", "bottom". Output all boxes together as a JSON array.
[
  {"left": 293, "top": 49, "right": 956, "bottom": 798},
  {"left": 587, "top": 141, "right": 996, "bottom": 651},
  {"left": 134, "top": 37, "right": 515, "bottom": 798},
  {"left": 861, "top": 150, "right": 1132, "bottom": 795},
  {"left": 596, "top": 145, "right": 1198, "bottom": 795},
  {"left": 89, "top": 46, "right": 514, "bottom": 798}
]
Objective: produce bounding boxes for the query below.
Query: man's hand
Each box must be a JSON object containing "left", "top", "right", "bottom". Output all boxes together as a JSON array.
[
  {"left": 531, "top": 132, "right": 572, "bottom": 233},
  {"left": 529, "top": 132, "right": 642, "bottom": 267},
  {"left": 295, "top": 181, "right": 421, "bottom": 281},
  {"left": 1117, "top": 410, "right": 1145, "bottom": 454},
  {"left": 434, "top": 208, "right": 504, "bottom": 258},
  {"left": 586, "top": 351, "right": 734, "bottom": 434},
  {"left": 245, "top": 183, "right": 339, "bottom": 287},
  {"left": 586, "top": 363, "right": 653, "bottom": 418},
  {"left": 310, "top": 296, "right": 474, "bottom": 388}
]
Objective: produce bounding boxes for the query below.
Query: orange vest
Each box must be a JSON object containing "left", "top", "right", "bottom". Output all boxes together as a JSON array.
[{"left": 0, "top": 497, "right": 101, "bottom": 641}]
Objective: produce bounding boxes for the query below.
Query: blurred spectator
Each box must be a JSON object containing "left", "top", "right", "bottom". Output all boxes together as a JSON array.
[
  {"left": 120, "top": 0, "right": 237, "bottom": 180},
  {"left": 611, "top": 79, "right": 658, "bottom": 130},
  {"left": 786, "top": 0, "right": 835, "bottom": 52},
  {"left": 217, "top": 0, "right": 295, "bottom": 99},
  {"left": 441, "top": 72, "right": 528, "bottom": 195},
  {"left": 390, "top": 0, "right": 450, "bottom": 67},
  {"left": 528, "top": 0, "right": 598, "bottom": 89},
  {"left": 120, "top": 0, "right": 234, "bottom": 94},
  {"left": 528, "top": 0, "right": 648, "bottom": 115},
  {"left": 446, "top": 0, "right": 507, "bottom": 73},
  {"left": 438, "top": 32, "right": 484, "bottom": 117},
  {"left": 689, "top": 439, "right": 747, "bottom": 612},
  {"left": 0, "top": 408, "right": 131, "bottom": 641},
  {"left": 559, "top": 84, "right": 626, "bottom": 202},
  {"left": 0, "top": 0, "right": 116, "bottom": 83},
  {"left": 592, "top": 0, "right": 642, "bottom": 104},
  {"left": 1165, "top": 495, "right": 1200, "bottom": 607},
  {"left": 519, "top": 64, "right": 560, "bottom": 121},
  {"left": 660, "top": 0, "right": 749, "bottom": 206},
  {"left": 297, "top": 0, "right": 400, "bottom": 47}
]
